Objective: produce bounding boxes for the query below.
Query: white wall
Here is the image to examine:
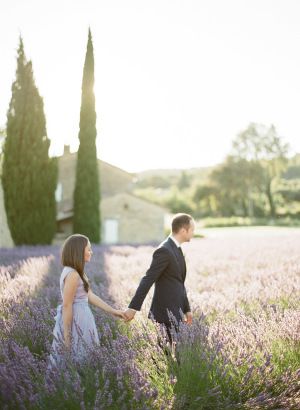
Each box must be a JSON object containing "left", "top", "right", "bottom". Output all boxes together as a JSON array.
[{"left": 0, "top": 183, "right": 13, "bottom": 248}]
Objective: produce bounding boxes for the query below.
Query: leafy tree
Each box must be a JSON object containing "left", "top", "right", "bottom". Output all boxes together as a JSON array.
[
  {"left": 283, "top": 154, "right": 300, "bottom": 180},
  {"left": 193, "top": 184, "right": 218, "bottom": 217},
  {"left": 165, "top": 186, "right": 194, "bottom": 214},
  {"left": 2, "top": 37, "right": 57, "bottom": 245},
  {"left": 209, "top": 156, "right": 265, "bottom": 217},
  {"left": 178, "top": 170, "right": 190, "bottom": 190},
  {"left": 283, "top": 166, "right": 300, "bottom": 180},
  {"left": 232, "top": 123, "right": 289, "bottom": 217},
  {"left": 73, "top": 29, "right": 100, "bottom": 242}
]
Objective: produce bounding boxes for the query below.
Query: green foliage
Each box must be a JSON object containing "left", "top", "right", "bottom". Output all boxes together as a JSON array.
[
  {"left": 210, "top": 156, "right": 265, "bottom": 217},
  {"left": 165, "top": 191, "right": 194, "bottom": 214},
  {"left": 135, "top": 168, "right": 210, "bottom": 192},
  {"left": 73, "top": 29, "right": 101, "bottom": 243},
  {"left": 192, "top": 124, "right": 293, "bottom": 220},
  {"left": 283, "top": 165, "right": 300, "bottom": 179},
  {"left": 276, "top": 179, "right": 300, "bottom": 202},
  {"left": 271, "top": 338, "right": 300, "bottom": 375},
  {"left": 231, "top": 123, "right": 289, "bottom": 218},
  {"left": 120, "top": 320, "right": 174, "bottom": 407},
  {"left": 132, "top": 123, "right": 299, "bottom": 222},
  {"left": 178, "top": 170, "right": 190, "bottom": 189},
  {"left": 135, "top": 174, "right": 172, "bottom": 189},
  {"left": 1, "top": 37, "right": 57, "bottom": 245}
]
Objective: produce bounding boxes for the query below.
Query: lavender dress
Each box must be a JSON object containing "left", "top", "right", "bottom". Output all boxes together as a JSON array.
[{"left": 49, "top": 266, "right": 99, "bottom": 366}]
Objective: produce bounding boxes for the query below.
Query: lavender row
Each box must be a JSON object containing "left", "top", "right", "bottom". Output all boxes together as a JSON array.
[
  {"left": 0, "top": 247, "right": 172, "bottom": 409},
  {"left": 0, "top": 232, "right": 299, "bottom": 409}
]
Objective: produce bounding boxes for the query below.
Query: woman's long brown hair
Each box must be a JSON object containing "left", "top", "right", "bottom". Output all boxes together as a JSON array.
[{"left": 61, "top": 234, "right": 90, "bottom": 292}]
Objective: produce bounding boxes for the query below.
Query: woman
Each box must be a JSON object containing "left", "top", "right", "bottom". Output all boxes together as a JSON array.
[{"left": 49, "top": 234, "right": 125, "bottom": 365}]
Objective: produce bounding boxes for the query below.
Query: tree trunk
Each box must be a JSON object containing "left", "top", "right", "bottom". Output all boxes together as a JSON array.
[
  {"left": 266, "top": 179, "right": 276, "bottom": 218},
  {"left": 241, "top": 198, "right": 248, "bottom": 217}
]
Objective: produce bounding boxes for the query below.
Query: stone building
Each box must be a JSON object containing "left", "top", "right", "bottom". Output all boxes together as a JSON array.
[
  {"left": 0, "top": 145, "right": 166, "bottom": 246},
  {"left": 101, "top": 192, "right": 165, "bottom": 244},
  {"left": 57, "top": 146, "right": 166, "bottom": 244}
]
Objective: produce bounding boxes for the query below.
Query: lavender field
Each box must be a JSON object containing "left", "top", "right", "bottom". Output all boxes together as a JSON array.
[{"left": 0, "top": 228, "right": 299, "bottom": 409}]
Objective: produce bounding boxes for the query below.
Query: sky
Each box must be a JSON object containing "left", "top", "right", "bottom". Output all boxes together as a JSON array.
[{"left": 1, "top": 0, "right": 300, "bottom": 173}]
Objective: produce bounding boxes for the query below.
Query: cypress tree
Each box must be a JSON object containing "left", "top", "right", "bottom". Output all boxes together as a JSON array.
[
  {"left": 2, "top": 37, "right": 57, "bottom": 245},
  {"left": 73, "top": 29, "right": 100, "bottom": 242}
]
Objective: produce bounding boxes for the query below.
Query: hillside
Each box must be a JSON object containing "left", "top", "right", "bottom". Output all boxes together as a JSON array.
[{"left": 136, "top": 165, "right": 214, "bottom": 181}]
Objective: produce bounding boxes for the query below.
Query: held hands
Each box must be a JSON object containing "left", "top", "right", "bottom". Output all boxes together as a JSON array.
[
  {"left": 113, "top": 309, "right": 191, "bottom": 323},
  {"left": 111, "top": 308, "right": 136, "bottom": 321},
  {"left": 123, "top": 308, "right": 136, "bottom": 322},
  {"left": 112, "top": 309, "right": 127, "bottom": 320},
  {"left": 111, "top": 308, "right": 191, "bottom": 324}
]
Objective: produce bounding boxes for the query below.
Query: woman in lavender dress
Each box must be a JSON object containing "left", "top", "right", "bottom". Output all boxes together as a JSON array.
[{"left": 49, "top": 234, "right": 125, "bottom": 366}]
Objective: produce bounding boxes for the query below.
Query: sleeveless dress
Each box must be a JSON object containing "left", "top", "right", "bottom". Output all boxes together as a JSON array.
[{"left": 49, "top": 266, "right": 99, "bottom": 366}]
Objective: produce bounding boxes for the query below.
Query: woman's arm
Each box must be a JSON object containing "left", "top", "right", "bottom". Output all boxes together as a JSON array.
[
  {"left": 62, "top": 271, "right": 79, "bottom": 348},
  {"left": 88, "top": 290, "right": 125, "bottom": 318}
]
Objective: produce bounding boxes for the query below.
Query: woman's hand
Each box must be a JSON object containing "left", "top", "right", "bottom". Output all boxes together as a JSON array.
[{"left": 112, "top": 309, "right": 127, "bottom": 320}]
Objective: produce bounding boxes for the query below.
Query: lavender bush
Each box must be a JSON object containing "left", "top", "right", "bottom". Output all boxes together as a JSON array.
[
  {"left": 0, "top": 229, "right": 299, "bottom": 409},
  {"left": 0, "top": 246, "right": 172, "bottom": 409}
]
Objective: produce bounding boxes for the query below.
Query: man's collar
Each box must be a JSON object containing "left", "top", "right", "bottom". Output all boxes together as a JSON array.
[{"left": 169, "top": 235, "right": 181, "bottom": 248}]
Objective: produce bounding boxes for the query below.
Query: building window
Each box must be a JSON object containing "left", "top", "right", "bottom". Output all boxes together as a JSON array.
[
  {"left": 55, "top": 183, "right": 63, "bottom": 202},
  {"left": 104, "top": 219, "right": 119, "bottom": 244}
]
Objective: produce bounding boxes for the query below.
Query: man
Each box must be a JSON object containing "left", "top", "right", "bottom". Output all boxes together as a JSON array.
[{"left": 124, "top": 213, "right": 195, "bottom": 343}]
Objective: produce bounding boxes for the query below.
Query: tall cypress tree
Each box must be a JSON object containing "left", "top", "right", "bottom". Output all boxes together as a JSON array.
[
  {"left": 2, "top": 37, "right": 57, "bottom": 245},
  {"left": 73, "top": 29, "right": 100, "bottom": 242}
]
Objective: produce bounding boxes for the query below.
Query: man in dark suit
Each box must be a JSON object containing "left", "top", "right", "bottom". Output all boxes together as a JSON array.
[{"left": 124, "top": 213, "right": 195, "bottom": 342}]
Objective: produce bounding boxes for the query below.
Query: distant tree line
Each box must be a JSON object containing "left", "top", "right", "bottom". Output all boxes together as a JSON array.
[
  {"left": 134, "top": 123, "right": 300, "bottom": 221},
  {"left": 1, "top": 30, "right": 100, "bottom": 245}
]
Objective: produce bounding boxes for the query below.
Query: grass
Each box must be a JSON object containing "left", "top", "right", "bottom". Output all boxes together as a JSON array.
[
  {"left": 271, "top": 338, "right": 300, "bottom": 375},
  {"left": 199, "top": 216, "right": 300, "bottom": 229}
]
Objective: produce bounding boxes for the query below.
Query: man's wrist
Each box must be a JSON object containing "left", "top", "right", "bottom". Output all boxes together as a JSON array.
[{"left": 128, "top": 305, "right": 139, "bottom": 311}]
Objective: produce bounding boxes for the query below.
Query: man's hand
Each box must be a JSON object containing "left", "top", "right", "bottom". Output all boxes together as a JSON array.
[
  {"left": 124, "top": 308, "right": 136, "bottom": 322},
  {"left": 185, "top": 312, "right": 193, "bottom": 325}
]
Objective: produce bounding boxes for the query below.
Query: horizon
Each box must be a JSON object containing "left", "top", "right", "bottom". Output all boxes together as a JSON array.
[
  {"left": 55, "top": 144, "right": 218, "bottom": 174},
  {"left": 56, "top": 143, "right": 300, "bottom": 175}
]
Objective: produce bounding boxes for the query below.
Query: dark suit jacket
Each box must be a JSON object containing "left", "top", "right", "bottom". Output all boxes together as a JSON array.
[{"left": 128, "top": 237, "right": 191, "bottom": 325}]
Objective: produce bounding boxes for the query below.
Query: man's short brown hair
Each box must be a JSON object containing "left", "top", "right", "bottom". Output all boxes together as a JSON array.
[{"left": 171, "top": 213, "right": 193, "bottom": 233}]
